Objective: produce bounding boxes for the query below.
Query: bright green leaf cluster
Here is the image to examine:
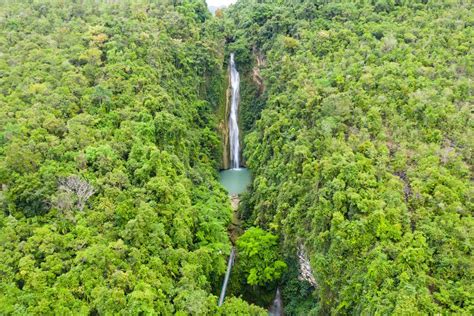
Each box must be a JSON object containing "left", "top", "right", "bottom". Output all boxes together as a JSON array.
[{"left": 236, "top": 227, "right": 287, "bottom": 286}]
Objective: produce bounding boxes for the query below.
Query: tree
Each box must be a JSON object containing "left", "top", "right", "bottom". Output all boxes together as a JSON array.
[
  {"left": 236, "top": 227, "right": 287, "bottom": 286},
  {"left": 57, "top": 176, "right": 95, "bottom": 211}
]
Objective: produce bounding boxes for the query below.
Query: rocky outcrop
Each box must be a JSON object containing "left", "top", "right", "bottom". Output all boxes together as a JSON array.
[
  {"left": 252, "top": 46, "right": 265, "bottom": 95},
  {"left": 228, "top": 194, "right": 241, "bottom": 244},
  {"left": 230, "top": 194, "right": 240, "bottom": 211}
]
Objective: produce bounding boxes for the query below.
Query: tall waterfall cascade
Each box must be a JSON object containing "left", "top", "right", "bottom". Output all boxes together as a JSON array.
[
  {"left": 229, "top": 53, "right": 241, "bottom": 169},
  {"left": 219, "top": 53, "right": 251, "bottom": 194}
]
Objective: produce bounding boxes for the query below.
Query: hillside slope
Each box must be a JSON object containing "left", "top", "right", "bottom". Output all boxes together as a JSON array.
[
  {"left": 0, "top": 1, "right": 266, "bottom": 314},
  {"left": 225, "top": 1, "right": 473, "bottom": 314}
]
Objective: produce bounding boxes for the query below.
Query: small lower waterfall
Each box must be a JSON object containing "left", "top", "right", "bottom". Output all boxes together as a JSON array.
[
  {"left": 269, "top": 288, "right": 283, "bottom": 315},
  {"left": 218, "top": 247, "right": 235, "bottom": 306},
  {"left": 229, "top": 53, "right": 240, "bottom": 169}
]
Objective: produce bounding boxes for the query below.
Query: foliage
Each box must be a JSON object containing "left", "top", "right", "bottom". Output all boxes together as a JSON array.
[
  {"left": 1, "top": 0, "right": 472, "bottom": 313},
  {"left": 226, "top": 227, "right": 287, "bottom": 307},
  {"left": 236, "top": 227, "right": 287, "bottom": 286},
  {"left": 280, "top": 257, "right": 318, "bottom": 315},
  {"left": 217, "top": 297, "right": 267, "bottom": 315},
  {"left": 225, "top": 0, "right": 474, "bottom": 314},
  {"left": 0, "top": 0, "right": 250, "bottom": 313}
]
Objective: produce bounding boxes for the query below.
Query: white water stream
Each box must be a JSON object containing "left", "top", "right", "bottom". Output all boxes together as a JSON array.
[
  {"left": 218, "top": 247, "right": 235, "bottom": 306},
  {"left": 269, "top": 288, "right": 283, "bottom": 315},
  {"left": 229, "top": 53, "right": 240, "bottom": 169}
]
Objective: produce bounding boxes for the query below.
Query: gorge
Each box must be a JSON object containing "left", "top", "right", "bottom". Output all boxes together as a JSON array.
[
  {"left": 219, "top": 53, "right": 251, "bottom": 195},
  {"left": 0, "top": 1, "right": 471, "bottom": 314},
  {"left": 217, "top": 52, "right": 250, "bottom": 307}
]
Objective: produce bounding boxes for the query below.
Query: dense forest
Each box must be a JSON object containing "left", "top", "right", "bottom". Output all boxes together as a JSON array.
[
  {"left": 0, "top": 0, "right": 472, "bottom": 315},
  {"left": 0, "top": 1, "right": 265, "bottom": 314},
  {"left": 226, "top": 0, "right": 473, "bottom": 314}
]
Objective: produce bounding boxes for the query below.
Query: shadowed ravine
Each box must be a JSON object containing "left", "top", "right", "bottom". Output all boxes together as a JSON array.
[
  {"left": 218, "top": 52, "right": 251, "bottom": 196},
  {"left": 218, "top": 53, "right": 282, "bottom": 314},
  {"left": 218, "top": 53, "right": 243, "bottom": 307}
]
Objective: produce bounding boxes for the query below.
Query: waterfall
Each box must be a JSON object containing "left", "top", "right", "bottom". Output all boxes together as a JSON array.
[
  {"left": 268, "top": 288, "right": 283, "bottom": 315},
  {"left": 218, "top": 247, "right": 235, "bottom": 306},
  {"left": 217, "top": 54, "right": 244, "bottom": 307},
  {"left": 229, "top": 53, "right": 240, "bottom": 169}
]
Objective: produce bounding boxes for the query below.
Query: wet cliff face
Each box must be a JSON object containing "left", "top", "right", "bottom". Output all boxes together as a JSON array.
[
  {"left": 217, "top": 66, "right": 231, "bottom": 170},
  {"left": 218, "top": 48, "right": 265, "bottom": 170}
]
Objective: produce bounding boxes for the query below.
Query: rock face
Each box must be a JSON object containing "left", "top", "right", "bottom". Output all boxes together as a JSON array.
[
  {"left": 228, "top": 194, "right": 241, "bottom": 244},
  {"left": 252, "top": 46, "right": 265, "bottom": 95},
  {"left": 297, "top": 244, "right": 317, "bottom": 287},
  {"left": 218, "top": 66, "right": 231, "bottom": 169},
  {"left": 230, "top": 194, "right": 240, "bottom": 211},
  {"left": 222, "top": 79, "right": 231, "bottom": 169}
]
